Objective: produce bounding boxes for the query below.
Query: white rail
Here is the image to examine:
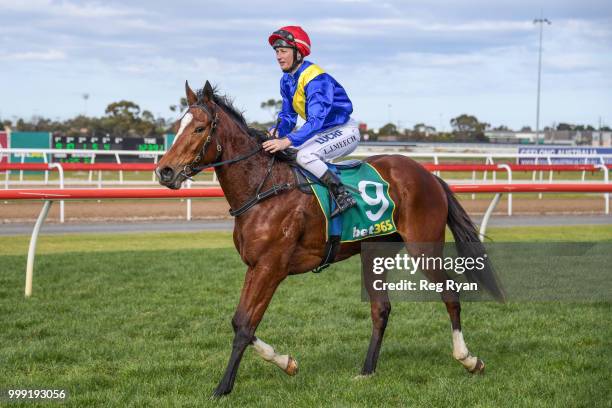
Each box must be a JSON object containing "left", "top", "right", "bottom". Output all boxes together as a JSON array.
[{"left": 3, "top": 146, "right": 612, "bottom": 160}]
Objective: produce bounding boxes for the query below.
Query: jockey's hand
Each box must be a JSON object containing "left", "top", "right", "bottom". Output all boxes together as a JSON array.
[{"left": 263, "top": 137, "right": 292, "bottom": 153}]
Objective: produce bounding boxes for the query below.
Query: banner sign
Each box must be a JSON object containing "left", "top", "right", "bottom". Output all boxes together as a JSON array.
[{"left": 518, "top": 147, "right": 612, "bottom": 164}]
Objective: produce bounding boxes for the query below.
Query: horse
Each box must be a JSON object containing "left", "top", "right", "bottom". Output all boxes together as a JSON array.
[{"left": 156, "top": 81, "right": 504, "bottom": 397}]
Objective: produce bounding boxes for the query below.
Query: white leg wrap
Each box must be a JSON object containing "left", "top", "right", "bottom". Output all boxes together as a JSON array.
[
  {"left": 452, "top": 330, "right": 477, "bottom": 371},
  {"left": 252, "top": 338, "right": 290, "bottom": 371}
]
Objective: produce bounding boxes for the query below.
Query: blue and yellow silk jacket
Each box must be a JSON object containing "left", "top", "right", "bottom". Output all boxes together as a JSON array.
[{"left": 277, "top": 60, "right": 353, "bottom": 147}]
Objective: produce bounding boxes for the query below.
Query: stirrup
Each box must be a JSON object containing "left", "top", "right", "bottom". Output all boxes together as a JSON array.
[{"left": 330, "top": 193, "right": 357, "bottom": 217}]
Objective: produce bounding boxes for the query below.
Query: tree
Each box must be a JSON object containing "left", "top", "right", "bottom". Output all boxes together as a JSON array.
[
  {"left": 105, "top": 100, "right": 140, "bottom": 119},
  {"left": 450, "top": 114, "right": 489, "bottom": 142},
  {"left": 260, "top": 99, "right": 282, "bottom": 120},
  {"left": 520, "top": 126, "right": 532, "bottom": 132},
  {"left": 101, "top": 100, "right": 164, "bottom": 137},
  {"left": 451, "top": 114, "right": 484, "bottom": 133},
  {"left": 413, "top": 123, "right": 436, "bottom": 135},
  {"left": 365, "top": 129, "right": 378, "bottom": 141},
  {"left": 493, "top": 125, "right": 510, "bottom": 131},
  {"left": 169, "top": 97, "right": 188, "bottom": 113},
  {"left": 7, "top": 100, "right": 169, "bottom": 137},
  {"left": 378, "top": 122, "right": 400, "bottom": 136},
  {"left": 60, "top": 115, "right": 98, "bottom": 137}
]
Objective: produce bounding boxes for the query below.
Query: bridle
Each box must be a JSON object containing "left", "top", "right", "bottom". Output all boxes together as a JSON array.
[
  {"left": 180, "top": 103, "right": 221, "bottom": 179},
  {"left": 177, "top": 102, "right": 292, "bottom": 216},
  {"left": 180, "top": 102, "right": 263, "bottom": 179}
]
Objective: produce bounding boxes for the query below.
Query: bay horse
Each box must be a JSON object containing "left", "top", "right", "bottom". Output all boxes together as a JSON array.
[{"left": 156, "top": 81, "right": 504, "bottom": 397}]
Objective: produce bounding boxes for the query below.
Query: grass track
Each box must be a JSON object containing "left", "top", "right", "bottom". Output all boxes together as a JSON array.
[
  {"left": 0, "top": 226, "right": 611, "bottom": 407},
  {"left": 1, "top": 225, "right": 611, "bottom": 257}
]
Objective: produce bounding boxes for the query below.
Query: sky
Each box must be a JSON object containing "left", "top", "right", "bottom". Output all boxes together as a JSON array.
[{"left": 0, "top": 0, "right": 610, "bottom": 131}]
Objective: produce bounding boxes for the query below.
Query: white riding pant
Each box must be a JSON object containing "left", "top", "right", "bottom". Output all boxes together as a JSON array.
[{"left": 294, "top": 118, "right": 361, "bottom": 178}]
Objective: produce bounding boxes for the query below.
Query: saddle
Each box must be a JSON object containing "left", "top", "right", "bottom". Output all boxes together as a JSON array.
[
  {"left": 279, "top": 153, "right": 363, "bottom": 273},
  {"left": 276, "top": 146, "right": 362, "bottom": 194}
]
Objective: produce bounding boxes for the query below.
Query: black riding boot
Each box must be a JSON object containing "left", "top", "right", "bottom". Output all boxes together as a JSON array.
[{"left": 320, "top": 170, "right": 357, "bottom": 217}]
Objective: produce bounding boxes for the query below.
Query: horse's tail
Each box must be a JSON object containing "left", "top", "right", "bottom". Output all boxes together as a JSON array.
[{"left": 436, "top": 175, "right": 506, "bottom": 302}]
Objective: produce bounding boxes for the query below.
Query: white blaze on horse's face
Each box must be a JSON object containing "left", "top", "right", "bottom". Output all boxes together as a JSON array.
[{"left": 173, "top": 112, "right": 193, "bottom": 146}]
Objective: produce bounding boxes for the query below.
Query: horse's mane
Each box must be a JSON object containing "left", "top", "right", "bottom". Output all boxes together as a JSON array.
[{"left": 196, "top": 86, "right": 268, "bottom": 143}]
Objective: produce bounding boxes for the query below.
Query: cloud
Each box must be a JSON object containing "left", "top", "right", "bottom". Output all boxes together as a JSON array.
[
  {"left": 308, "top": 17, "right": 535, "bottom": 36},
  {"left": 0, "top": 0, "right": 149, "bottom": 18},
  {"left": 0, "top": 49, "right": 65, "bottom": 61}
]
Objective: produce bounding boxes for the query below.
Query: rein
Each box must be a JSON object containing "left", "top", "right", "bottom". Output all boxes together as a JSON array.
[
  {"left": 180, "top": 103, "right": 292, "bottom": 217},
  {"left": 229, "top": 155, "right": 292, "bottom": 217}
]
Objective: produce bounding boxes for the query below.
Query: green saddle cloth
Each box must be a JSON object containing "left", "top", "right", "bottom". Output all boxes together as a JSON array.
[{"left": 310, "top": 163, "right": 398, "bottom": 243}]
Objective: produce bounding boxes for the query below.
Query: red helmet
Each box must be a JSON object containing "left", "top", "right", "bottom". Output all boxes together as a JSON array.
[{"left": 268, "top": 26, "right": 311, "bottom": 57}]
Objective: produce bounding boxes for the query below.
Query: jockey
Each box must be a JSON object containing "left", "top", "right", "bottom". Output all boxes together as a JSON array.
[{"left": 262, "top": 25, "right": 359, "bottom": 217}]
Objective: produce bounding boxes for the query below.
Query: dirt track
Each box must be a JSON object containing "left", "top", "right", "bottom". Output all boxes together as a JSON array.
[{"left": 1, "top": 196, "right": 608, "bottom": 224}]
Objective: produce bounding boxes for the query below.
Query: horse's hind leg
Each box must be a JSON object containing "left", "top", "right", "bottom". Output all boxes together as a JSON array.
[
  {"left": 447, "top": 307, "right": 484, "bottom": 373},
  {"left": 405, "top": 241, "right": 484, "bottom": 374},
  {"left": 438, "top": 280, "right": 484, "bottom": 373},
  {"left": 362, "top": 298, "right": 391, "bottom": 375}
]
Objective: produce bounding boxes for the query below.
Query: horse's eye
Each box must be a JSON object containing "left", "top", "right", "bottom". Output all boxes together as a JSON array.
[{"left": 195, "top": 127, "right": 205, "bottom": 133}]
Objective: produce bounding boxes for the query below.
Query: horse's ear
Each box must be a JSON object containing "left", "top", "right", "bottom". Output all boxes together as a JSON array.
[
  {"left": 185, "top": 80, "right": 197, "bottom": 106},
  {"left": 203, "top": 80, "right": 213, "bottom": 103}
]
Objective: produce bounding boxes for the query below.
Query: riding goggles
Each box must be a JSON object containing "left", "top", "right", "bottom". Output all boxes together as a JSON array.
[
  {"left": 273, "top": 29, "right": 295, "bottom": 42},
  {"left": 272, "top": 30, "right": 297, "bottom": 49},
  {"left": 272, "top": 39, "right": 294, "bottom": 48}
]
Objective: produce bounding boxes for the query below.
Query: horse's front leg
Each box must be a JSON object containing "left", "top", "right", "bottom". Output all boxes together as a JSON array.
[
  {"left": 359, "top": 249, "right": 393, "bottom": 376},
  {"left": 252, "top": 336, "right": 298, "bottom": 375},
  {"left": 212, "top": 262, "right": 287, "bottom": 397}
]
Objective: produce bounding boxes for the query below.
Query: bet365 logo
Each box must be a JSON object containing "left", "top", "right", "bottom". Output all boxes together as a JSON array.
[
  {"left": 353, "top": 219, "right": 394, "bottom": 238},
  {"left": 351, "top": 181, "right": 393, "bottom": 239},
  {"left": 358, "top": 181, "right": 389, "bottom": 221}
]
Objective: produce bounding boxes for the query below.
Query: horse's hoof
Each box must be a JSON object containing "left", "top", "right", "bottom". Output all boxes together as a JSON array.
[
  {"left": 285, "top": 356, "right": 298, "bottom": 376},
  {"left": 468, "top": 358, "right": 485, "bottom": 374},
  {"left": 353, "top": 373, "right": 374, "bottom": 380}
]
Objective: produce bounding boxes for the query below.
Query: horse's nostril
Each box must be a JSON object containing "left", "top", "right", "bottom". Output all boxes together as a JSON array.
[{"left": 159, "top": 167, "right": 174, "bottom": 182}]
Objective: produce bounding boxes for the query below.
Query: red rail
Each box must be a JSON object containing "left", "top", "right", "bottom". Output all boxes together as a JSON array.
[
  {"left": 0, "top": 184, "right": 610, "bottom": 201},
  {"left": 0, "top": 163, "right": 213, "bottom": 172},
  {"left": 0, "top": 187, "right": 224, "bottom": 200},
  {"left": 422, "top": 163, "right": 610, "bottom": 172},
  {"left": 0, "top": 163, "right": 154, "bottom": 171},
  {"left": 423, "top": 164, "right": 497, "bottom": 171},
  {"left": 451, "top": 183, "right": 612, "bottom": 193}
]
